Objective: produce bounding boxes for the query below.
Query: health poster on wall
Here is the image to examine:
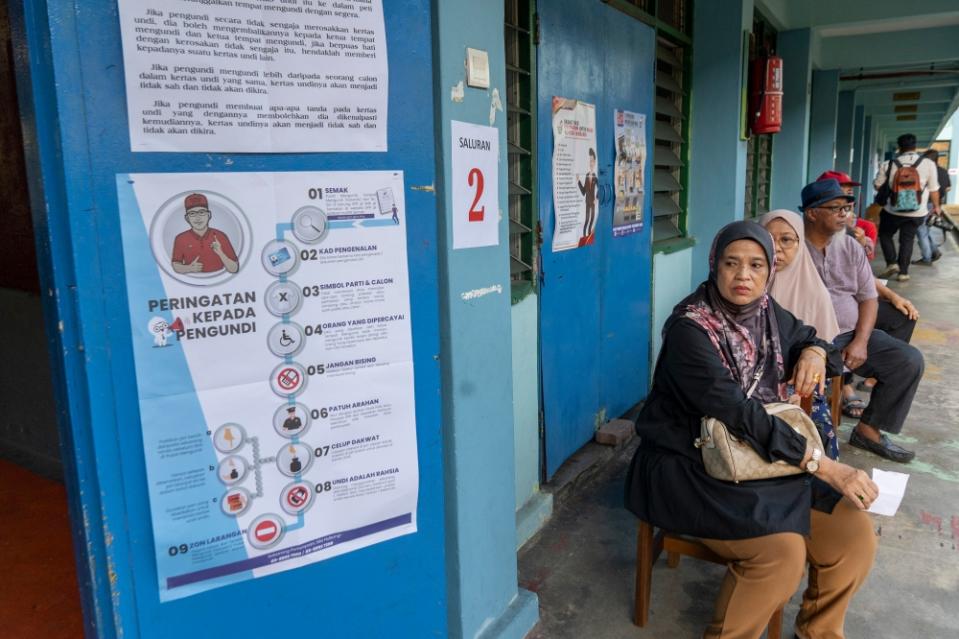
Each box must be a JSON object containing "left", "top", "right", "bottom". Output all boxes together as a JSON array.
[
  {"left": 116, "top": 0, "right": 388, "bottom": 153},
  {"left": 116, "top": 170, "right": 418, "bottom": 601},
  {"left": 551, "top": 97, "right": 598, "bottom": 251},
  {"left": 612, "top": 110, "right": 646, "bottom": 237}
]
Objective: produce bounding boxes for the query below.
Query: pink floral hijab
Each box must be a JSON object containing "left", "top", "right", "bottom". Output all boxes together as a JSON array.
[{"left": 666, "top": 221, "right": 785, "bottom": 402}]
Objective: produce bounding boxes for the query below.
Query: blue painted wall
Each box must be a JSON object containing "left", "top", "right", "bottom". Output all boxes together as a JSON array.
[
  {"left": 10, "top": 0, "right": 476, "bottom": 636},
  {"left": 687, "top": 0, "right": 753, "bottom": 276},
  {"left": 770, "top": 29, "right": 813, "bottom": 210},
  {"left": 807, "top": 69, "right": 840, "bottom": 178},
  {"left": 432, "top": 1, "right": 539, "bottom": 637}
]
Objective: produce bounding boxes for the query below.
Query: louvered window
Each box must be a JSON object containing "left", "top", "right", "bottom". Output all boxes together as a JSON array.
[
  {"left": 745, "top": 134, "right": 773, "bottom": 218},
  {"left": 652, "top": 37, "right": 689, "bottom": 242},
  {"left": 745, "top": 12, "right": 777, "bottom": 218},
  {"left": 505, "top": 0, "right": 536, "bottom": 295}
]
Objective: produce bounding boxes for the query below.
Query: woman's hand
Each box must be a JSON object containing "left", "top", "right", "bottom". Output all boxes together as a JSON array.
[
  {"left": 788, "top": 347, "right": 827, "bottom": 397},
  {"left": 818, "top": 458, "right": 880, "bottom": 510}
]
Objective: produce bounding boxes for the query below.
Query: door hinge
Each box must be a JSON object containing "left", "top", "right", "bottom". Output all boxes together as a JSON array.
[
  {"left": 533, "top": 13, "right": 540, "bottom": 45},
  {"left": 538, "top": 410, "right": 545, "bottom": 438}
]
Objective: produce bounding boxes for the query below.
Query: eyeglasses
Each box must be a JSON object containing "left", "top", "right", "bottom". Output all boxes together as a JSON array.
[
  {"left": 186, "top": 210, "right": 211, "bottom": 218},
  {"left": 816, "top": 204, "right": 853, "bottom": 215},
  {"left": 774, "top": 236, "right": 799, "bottom": 249}
]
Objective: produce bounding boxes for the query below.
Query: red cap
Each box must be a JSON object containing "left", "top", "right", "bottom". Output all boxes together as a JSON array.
[
  {"left": 816, "top": 170, "right": 860, "bottom": 187},
  {"left": 184, "top": 193, "right": 209, "bottom": 211}
]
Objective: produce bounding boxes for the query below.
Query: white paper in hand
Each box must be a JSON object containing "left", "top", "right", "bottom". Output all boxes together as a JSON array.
[{"left": 867, "top": 469, "right": 909, "bottom": 516}]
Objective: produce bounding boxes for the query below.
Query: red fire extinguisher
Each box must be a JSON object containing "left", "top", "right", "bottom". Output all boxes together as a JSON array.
[{"left": 749, "top": 55, "right": 783, "bottom": 135}]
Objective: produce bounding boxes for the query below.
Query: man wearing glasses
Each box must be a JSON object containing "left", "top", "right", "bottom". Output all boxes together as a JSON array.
[
  {"left": 802, "top": 179, "right": 924, "bottom": 463},
  {"left": 171, "top": 193, "right": 239, "bottom": 276}
]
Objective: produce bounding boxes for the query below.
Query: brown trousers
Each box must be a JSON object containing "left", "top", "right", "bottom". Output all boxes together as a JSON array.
[{"left": 700, "top": 499, "right": 877, "bottom": 639}]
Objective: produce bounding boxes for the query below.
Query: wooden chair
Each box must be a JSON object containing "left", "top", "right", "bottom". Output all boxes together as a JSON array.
[
  {"left": 633, "top": 523, "right": 784, "bottom": 636},
  {"left": 632, "top": 385, "right": 840, "bottom": 634}
]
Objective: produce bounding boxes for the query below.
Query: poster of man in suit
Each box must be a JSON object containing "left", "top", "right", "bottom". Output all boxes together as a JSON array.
[{"left": 551, "top": 97, "right": 598, "bottom": 251}]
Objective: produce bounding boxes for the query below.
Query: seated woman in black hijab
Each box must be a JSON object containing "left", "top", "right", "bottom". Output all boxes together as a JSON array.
[{"left": 626, "top": 221, "right": 879, "bottom": 639}]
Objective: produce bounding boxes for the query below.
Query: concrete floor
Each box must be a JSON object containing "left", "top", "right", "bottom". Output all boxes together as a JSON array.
[{"left": 519, "top": 229, "right": 959, "bottom": 638}]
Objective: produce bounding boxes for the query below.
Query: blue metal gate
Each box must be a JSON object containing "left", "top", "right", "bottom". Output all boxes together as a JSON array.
[{"left": 537, "top": 0, "right": 655, "bottom": 478}]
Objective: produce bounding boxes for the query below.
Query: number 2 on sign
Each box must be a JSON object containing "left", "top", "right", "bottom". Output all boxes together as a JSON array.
[{"left": 467, "top": 168, "right": 485, "bottom": 222}]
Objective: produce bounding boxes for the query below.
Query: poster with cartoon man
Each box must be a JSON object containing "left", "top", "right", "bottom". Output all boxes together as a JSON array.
[{"left": 551, "top": 97, "right": 598, "bottom": 251}]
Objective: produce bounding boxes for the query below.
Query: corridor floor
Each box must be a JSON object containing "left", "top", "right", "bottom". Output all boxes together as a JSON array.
[
  {"left": 519, "top": 227, "right": 959, "bottom": 638},
  {"left": 0, "top": 459, "right": 84, "bottom": 638}
]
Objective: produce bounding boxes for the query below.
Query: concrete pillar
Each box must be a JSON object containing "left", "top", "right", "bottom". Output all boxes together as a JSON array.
[
  {"left": 849, "top": 105, "right": 866, "bottom": 212},
  {"left": 433, "top": 2, "right": 538, "bottom": 638},
  {"left": 835, "top": 90, "right": 856, "bottom": 174},
  {"left": 687, "top": 0, "right": 754, "bottom": 275},
  {"left": 770, "top": 28, "right": 813, "bottom": 209},
  {"left": 859, "top": 115, "right": 874, "bottom": 200},
  {"left": 807, "top": 69, "right": 841, "bottom": 178}
]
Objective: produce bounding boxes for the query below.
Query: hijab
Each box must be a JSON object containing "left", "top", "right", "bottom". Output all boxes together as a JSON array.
[
  {"left": 757, "top": 209, "right": 841, "bottom": 342},
  {"left": 665, "top": 221, "right": 784, "bottom": 403}
]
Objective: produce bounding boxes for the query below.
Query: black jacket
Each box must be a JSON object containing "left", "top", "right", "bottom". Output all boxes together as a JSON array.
[{"left": 625, "top": 300, "right": 842, "bottom": 539}]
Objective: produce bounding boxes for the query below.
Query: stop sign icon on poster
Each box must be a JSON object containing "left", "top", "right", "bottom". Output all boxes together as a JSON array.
[
  {"left": 248, "top": 514, "right": 285, "bottom": 550},
  {"left": 451, "top": 120, "right": 499, "bottom": 249}
]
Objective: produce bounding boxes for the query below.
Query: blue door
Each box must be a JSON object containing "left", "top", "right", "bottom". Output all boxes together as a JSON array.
[
  {"left": 11, "top": 1, "right": 447, "bottom": 637},
  {"left": 537, "top": 0, "right": 655, "bottom": 478}
]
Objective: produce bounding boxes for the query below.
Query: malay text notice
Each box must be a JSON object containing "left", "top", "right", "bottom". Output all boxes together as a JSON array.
[{"left": 117, "top": 0, "right": 389, "bottom": 153}]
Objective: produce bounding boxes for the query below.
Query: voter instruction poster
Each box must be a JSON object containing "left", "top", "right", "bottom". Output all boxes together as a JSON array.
[{"left": 116, "top": 171, "right": 418, "bottom": 600}]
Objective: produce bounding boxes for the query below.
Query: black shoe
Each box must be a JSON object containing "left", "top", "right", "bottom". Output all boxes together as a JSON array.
[
  {"left": 912, "top": 258, "right": 933, "bottom": 266},
  {"left": 849, "top": 428, "right": 915, "bottom": 463},
  {"left": 932, "top": 250, "right": 943, "bottom": 262}
]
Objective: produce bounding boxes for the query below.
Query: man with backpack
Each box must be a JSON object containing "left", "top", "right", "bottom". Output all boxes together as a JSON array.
[{"left": 874, "top": 133, "right": 941, "bottom": 281}]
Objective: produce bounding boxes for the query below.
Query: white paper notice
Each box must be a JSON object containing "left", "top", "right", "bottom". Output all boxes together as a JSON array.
[
  {"left": 116, "top": 170, "right": 418, "bottom": 600},
  {"left": 868, "top": 469, "right": 910, "bottom": 516},
  {"left": 451, "top": 120, "right": 499, "bottom": 249},
  {"left": 117, "top": 0, "right": 388, "bottom": 153},
  {"left": 551, "top": 97, "right": 598, "bottom": 251}
]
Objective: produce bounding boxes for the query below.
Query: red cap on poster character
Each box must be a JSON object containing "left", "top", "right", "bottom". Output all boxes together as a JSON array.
[
  {"left": 184, "top": 193, "right": 209, "bottom": 211},
  {"left": 816, "top": 170, "right": 860, "bottom": 187}
]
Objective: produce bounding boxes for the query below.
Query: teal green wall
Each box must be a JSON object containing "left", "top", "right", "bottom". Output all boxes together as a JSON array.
[
  {"left": 770, "top": 28, "right": 813, "bottom": 209},
  {"left": 687, "top": 0, "right": 754, "bottom": 275},
  {"left": 433, "top": 1, "right": 538, "bottom": 637},
  {"left": 511, "top": 295, "right": 539, "bottom": 509},
  {"left": 652, "top": 249, "right": 694, "bottom": 363},
  {"left": 808, "top": 69, "right": 840, "bottom": 178},
  {"left": 835, "top": 90, "right": 856, "bottom": 174}
]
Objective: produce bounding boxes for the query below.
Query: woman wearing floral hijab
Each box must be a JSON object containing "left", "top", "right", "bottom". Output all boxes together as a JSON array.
[
  {"left": 626, "top": 221, "right": 878, "bottom": 639},
  {"left": 759, "top": 209, "right": 842, "bottom": 459}
]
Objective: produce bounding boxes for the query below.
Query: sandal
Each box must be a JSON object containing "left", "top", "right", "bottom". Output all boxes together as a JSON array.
[{"left": 842, "top": 396, "right": 867, "bottom": 419}]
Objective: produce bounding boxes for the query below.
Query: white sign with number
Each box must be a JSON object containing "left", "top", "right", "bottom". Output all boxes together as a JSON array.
[{"left": 451, "top": 120, "right": 499, "bottom": 249}]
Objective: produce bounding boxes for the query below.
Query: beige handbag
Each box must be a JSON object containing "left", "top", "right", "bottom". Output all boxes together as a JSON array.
[{"left": 694, "top": 371, "right": 823, "bottom": 483}]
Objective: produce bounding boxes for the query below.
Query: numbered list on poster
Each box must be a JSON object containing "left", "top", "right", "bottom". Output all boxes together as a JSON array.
[{"left": 116, "top": 171, "right": 417, "bottom": 600}]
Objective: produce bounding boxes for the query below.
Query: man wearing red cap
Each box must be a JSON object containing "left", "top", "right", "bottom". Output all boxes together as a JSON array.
[{"left": 171, "top": 193, "right": 239, "bottom": 275}]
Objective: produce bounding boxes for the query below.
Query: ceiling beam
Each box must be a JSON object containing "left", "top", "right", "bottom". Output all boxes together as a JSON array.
[
  {"left": 763, "top": 1, "right": 959, "bottom": 31},
  {"left": 816, "top": 25, "right": 959, "bottom": 69},
  {"left": 855, "top": 87, "right": 956, "bottom": 106}
]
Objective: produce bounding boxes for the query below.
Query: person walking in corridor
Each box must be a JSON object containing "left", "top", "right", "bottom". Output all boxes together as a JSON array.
[{"left": 874, "top": 134, "right": 941, "bottom": 281}]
